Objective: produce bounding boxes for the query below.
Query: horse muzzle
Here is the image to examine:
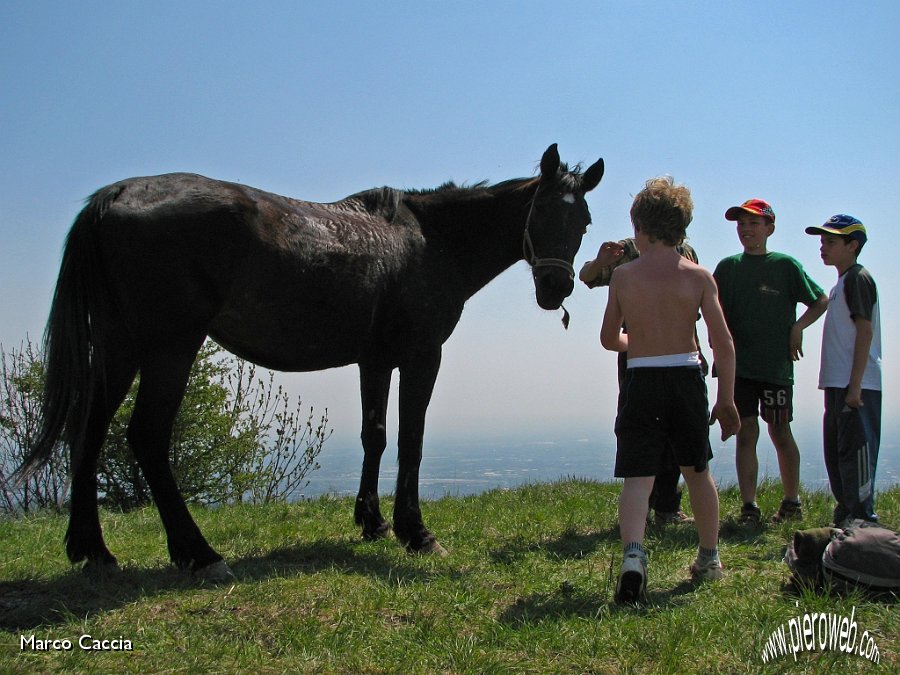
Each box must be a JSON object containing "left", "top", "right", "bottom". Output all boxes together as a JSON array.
[{"left": 534, "top": 266, "right": 575, "bottom": 310}]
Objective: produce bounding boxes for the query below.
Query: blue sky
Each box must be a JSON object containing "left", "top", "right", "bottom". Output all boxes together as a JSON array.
[{"left": 1, "top": 2, "right": 897, "bottom": 452}]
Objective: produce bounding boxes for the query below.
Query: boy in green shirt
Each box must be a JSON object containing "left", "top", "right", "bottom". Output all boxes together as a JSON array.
[{"left": 713, "top": 199, "right": 828, "bottom": 524}]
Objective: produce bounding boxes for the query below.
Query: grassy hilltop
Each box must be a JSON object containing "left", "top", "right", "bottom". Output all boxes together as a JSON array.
[{"left": 1, "top": 479, "right": 896, "bottom": 673}]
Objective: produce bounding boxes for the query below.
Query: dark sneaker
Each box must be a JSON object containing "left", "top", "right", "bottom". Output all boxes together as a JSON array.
[
  {"left": 614, "top": 554, "right": 648, "bottom": 604},
  {"left": 772, "top": 499, "right": 803, "bottom": 523},
  {"left": 654, "top": 510, "right": 694, "bottom": 526},
  {"left": 738, "top": 502, "right": 762, "bottom": 526}
]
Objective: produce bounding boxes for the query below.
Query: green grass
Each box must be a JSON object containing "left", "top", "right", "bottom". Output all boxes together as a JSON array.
[{"left": 1, "top": 480, "right": 896, "bottom": 673}]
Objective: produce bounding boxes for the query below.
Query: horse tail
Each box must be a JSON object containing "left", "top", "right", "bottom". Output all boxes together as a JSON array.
[{"left": 16, "top": 184, "right": 126, "bottom": 480}]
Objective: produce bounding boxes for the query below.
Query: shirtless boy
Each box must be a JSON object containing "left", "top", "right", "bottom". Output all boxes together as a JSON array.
[
  {"left": 600, "top": 177, "right": 740, "bottom": 603},
  {"left": 580, "top": 236, "right": 704, "bottom": 527}
]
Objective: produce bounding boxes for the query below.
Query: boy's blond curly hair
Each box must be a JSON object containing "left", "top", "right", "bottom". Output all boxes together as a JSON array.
[{"left": 630, "top": 176, "right": 693, "bottom": 247}]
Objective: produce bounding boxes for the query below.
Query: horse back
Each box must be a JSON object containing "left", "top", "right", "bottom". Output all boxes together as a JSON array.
[{"left": 87, "top": 173, "right": 426, "bottom": 371}]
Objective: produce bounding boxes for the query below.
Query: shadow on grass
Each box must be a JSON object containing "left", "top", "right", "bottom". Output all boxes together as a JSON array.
[
  {"left": 489, "top": 525, "right": 621, "bottom": 565},
  {"left": 498, "top": 577, "right": 701, "bottom": 625},
  {"left": 0, "top": 536, "right": 455, "bottom": 632},
  {"left": 780, "top": 577, "right": 898, "bottom": 605}
]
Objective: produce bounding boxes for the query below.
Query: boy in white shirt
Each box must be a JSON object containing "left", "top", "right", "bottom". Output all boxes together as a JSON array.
[{"left": 806, "top": 215, "right": 882, "bottom": 525}]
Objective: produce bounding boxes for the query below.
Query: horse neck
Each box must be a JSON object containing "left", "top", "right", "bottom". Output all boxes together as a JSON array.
[{"left": 410, "top": 179, "right": 537, "bottom": 298}]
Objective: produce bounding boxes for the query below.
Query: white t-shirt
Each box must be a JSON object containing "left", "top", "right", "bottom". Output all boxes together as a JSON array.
[{"left": 819, "top": 264, "right": 881, "bottom": 390}]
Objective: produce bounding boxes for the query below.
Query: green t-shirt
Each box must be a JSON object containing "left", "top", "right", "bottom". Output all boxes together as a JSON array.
[{"left": 713, "top": 252, "right": 824, "bottom": 385}]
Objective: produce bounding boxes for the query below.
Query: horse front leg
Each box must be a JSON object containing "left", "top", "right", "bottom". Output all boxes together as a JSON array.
[
  {"left": 394, "top": 350, "right": 447, "bottom": 556},
  {"left": 355, "top": 363, "right": 392, "bottom": 540}
]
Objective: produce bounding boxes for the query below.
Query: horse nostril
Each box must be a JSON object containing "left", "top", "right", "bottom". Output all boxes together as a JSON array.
[{"left": 536, "top": 269, "right": 574, "bottom": 302}]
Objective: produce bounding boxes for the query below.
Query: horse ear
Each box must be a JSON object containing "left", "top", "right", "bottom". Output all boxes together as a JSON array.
[
  {"left": 582, "top": 158, "right": 605, "bottom": 193},
  {"left": 539, "top": 143, "right": 560, "bottom": 180}
]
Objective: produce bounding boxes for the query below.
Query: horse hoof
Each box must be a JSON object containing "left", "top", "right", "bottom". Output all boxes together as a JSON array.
[
  {"left": 413, "top": 540, "right": 449, "bottom": 557},
  {"left": 194, "top": 560, "right": 235, "bottom": 583},
  {"left": 81, "top": 559, "right": 120, "bottom": 579},
  {"left": 362, "top": 522, "right": 392, "bottom": 541}
]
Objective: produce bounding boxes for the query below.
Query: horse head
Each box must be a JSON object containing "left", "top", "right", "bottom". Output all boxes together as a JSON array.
[{"left": 524, "top": 144, "right": 604, "bottom": 311}]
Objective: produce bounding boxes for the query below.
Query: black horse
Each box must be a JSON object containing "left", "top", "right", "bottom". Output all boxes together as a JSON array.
[{"left": 21, "top": 144, "right": 604, "bottom": 579}]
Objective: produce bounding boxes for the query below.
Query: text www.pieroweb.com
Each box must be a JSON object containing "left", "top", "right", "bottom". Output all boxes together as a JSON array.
[{"left": 760, "top": 607, "right": 880, "bottom": 664}]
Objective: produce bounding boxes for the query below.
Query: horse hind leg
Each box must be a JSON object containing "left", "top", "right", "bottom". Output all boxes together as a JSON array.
[
  {"left": 126, "top": 344, "right": 232, "bottom": 580},
  {"left": 65, "top": 350, "right": 137, "bottom": 573}
]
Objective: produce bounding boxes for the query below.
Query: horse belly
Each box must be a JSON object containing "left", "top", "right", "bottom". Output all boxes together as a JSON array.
[{"left": 208, "top": 293, "right": 376, "bottom": 373}]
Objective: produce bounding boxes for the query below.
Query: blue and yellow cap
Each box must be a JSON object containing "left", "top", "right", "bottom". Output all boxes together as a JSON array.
[{"left": 805, "top": 214, "right": 867, "bottom": 244}]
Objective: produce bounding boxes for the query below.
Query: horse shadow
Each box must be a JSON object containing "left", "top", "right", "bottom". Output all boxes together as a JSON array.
[{"left": 0, "top": 537, "right": 462, "bottom": 632}]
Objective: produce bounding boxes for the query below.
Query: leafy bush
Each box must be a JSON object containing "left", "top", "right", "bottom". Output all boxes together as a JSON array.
[
  {"left": 0, "top": 339, "right": 329, "bottom": 513},
  {"left": 0, "top": 340, "right": 68, "bottom": 513}
]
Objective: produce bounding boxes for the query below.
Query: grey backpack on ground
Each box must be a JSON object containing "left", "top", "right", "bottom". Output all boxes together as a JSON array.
[
  {"left": 821, "top": 521, "right": 900, "bottom": 593},
  {"left": 784, "top": 521, "right": 900, "bottom": 594}
]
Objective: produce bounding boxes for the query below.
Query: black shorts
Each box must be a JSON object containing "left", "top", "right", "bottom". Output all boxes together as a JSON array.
[
  {"left": 614, "top": 366, "right": 713, "bottom": 477},
  {"left": 734, "top": 377, "right": 793, "bottom": 424}
]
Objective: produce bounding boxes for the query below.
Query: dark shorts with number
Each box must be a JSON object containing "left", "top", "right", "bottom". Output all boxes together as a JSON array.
[
  {"left": 614, "top": 366, "right": 713, "bottom": 477},
  {"left": 733, "top": 377, "right": 793, "bottom": 424}
]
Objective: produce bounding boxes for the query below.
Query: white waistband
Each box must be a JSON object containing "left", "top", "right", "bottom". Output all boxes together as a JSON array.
[{"left": 627, "top": 352, "right": 701, "bottom": 369}]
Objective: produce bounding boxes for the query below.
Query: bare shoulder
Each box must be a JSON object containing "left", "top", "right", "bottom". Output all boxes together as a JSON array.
[
  {"left": 680, "top": 258, "right": 715, "bottom": 282},
  {"left": 610, "top": 256, "right": 640, "bottom": 283},
  {"left": 677, "top": 255, "right": 703, "bottom": 271},
  {"left": 618, "top": 256, "right": 642, "bottom": 271}
]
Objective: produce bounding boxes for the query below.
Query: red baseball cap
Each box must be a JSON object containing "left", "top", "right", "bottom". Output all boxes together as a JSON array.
[{"left": 725, "top": 199, "right": 775, "bottom": 223}]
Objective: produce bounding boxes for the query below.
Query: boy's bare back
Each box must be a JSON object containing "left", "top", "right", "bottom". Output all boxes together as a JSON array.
[
  {"left": 601, "top": 241, "right": 723, "bottom": 357},
  {"left": 600, "top": 235, "right": 739, "bottom": 439}
]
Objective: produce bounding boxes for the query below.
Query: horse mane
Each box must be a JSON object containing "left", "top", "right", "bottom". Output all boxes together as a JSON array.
[
  {"left": 347, "top": 179, "right": 535, "bottom": 226},
  {"left": 346, "top": 186, "right": 405, "bottom": 223},
  {"left": 405, "top": 175, "right": 539, "bottom": 202},
  {"left": 347, "top": 163, "right": 583, "bottom": 225},
  {"left": 411, "top": 161, "right": 582, "bottom": 197}
]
